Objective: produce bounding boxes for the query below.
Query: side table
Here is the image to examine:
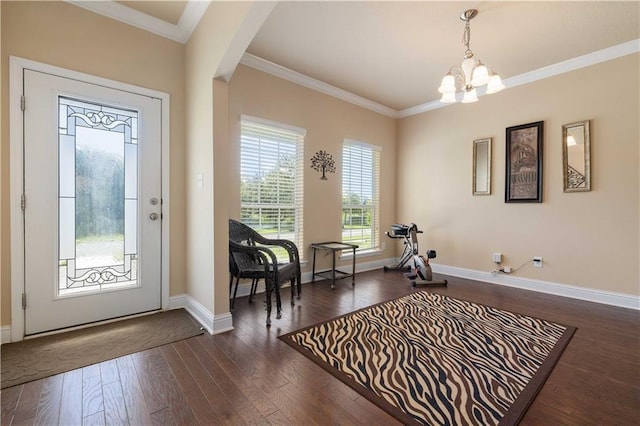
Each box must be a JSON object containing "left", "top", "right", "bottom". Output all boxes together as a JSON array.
[{"left": 310, "top": 242, "right": 358, "bottom": 289}]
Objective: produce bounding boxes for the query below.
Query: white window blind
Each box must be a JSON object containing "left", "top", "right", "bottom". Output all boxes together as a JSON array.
[
  {"left": 240, "top": 116, "right": 305, "bottom": 260},
  {"left": 342, "top": 140, "right": 381, "bottom": 251}
]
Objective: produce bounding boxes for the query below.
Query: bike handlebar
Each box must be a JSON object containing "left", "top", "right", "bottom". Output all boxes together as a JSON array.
[{"left": 385, "top": 223, "right": 423, "bottom": 238}]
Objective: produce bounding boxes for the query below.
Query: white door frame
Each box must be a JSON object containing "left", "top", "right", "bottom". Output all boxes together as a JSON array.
[{"left": 9, "top": 56, "right": 171, "bottom": 342}]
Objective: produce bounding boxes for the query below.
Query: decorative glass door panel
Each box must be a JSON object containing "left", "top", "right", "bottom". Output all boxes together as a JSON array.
[
  {"left": 58, "top": 97, "right": 140, "bottom": 296},
  {"left": 58, "top": 98, "right": 140, "bottom": 296}
]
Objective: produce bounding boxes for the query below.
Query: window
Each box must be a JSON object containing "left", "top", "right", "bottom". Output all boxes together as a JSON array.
[
  {"left": 342, "top": 140, "right": 381, "bottom": 251},
  {"left": 240, "top": 116, "right": 305, "bottom": 260}
]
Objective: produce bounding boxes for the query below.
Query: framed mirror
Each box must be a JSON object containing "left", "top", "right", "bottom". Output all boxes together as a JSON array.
[
  {"left": 562, "top": 120, "right": 591, "bottom": 192},
  {"left": 473, "top": 137, "right": 492, "bottom": 195}
]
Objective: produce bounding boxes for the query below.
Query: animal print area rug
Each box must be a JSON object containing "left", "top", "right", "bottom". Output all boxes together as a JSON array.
[{"left": 280, "top": 291, "right": 575, "bottom": 425}]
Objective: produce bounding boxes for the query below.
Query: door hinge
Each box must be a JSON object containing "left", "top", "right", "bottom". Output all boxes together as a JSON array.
[
  {"left": 21, "top": 194, "right": 26, "bottom": 211},
  {"left": 22, "top": 293, "right": 27, "bottom": 309},
  {"left": 20, "top": 95, "right": 26, "bottom": 112}
]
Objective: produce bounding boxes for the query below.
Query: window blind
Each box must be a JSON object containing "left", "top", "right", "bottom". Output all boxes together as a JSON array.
[
  {"left": 240, "top": 117, "right": 305, "bottom": 259},
  {"left": 342, "top": 140, "right": 381, "bottom": 251}
]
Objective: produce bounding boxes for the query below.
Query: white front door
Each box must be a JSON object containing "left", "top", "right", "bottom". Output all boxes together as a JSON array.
[{"left": 22, "top": 69, "right": 162, "bottom": 335}]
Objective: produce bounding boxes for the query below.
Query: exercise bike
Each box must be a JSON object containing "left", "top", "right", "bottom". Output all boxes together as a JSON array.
[
  {"left": 383, "top": 223, "right": 447, "bottom": 287},
  {"left": 383, "top": 223, "right": 417, "bottom": 271}
]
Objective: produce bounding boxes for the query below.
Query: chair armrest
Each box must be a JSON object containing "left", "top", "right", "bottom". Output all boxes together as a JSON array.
[
  {"left": 229, "top": 240, "right": 280, "bottom": 273},
  {"left": 270, "top": 239, "right": 300, "bottom": 263},
  {"left": 252, "top": 235, "right": 300, "bottom": 264}
]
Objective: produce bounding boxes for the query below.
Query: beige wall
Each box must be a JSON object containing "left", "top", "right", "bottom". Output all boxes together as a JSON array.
[
  {"left": 0, "top": 1, "right": 187, "bottom": 326},
  {"left": 228, "top": 64, "right": 397, "bottom": 271},
  {"left": 185, "top": 1, "right": 267, "bottom": 318},
  {"left": 397, "top": 54, "right": 639, "bottom": 296}
]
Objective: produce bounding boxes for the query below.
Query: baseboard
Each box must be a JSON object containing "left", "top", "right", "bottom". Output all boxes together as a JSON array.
[
  {"left": 212, "top": 312, "right": 234, "bottom": 334},
  {"left": 232, "top": 257, "right": 395, "bottom": 298},
  {"left": 1, "top": 326, "right": 11, "bottom": 344},
  {"left": 4, "top": 261, "right": 633, "bottom": 344},
  {"left": 1, "top": 297, "right": 230, "bottom": 344},
  {"left": 168, "top": 294, "right": 189, "bottom": 310},
  {"left": 431, "top": 263, "right": 640, "bottom": 310},
  {"left": 168, "top": 294, "right": 234, "bottom": 335}
]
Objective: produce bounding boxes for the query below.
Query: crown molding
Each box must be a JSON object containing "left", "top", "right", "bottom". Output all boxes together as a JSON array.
[
  {"left": 242, "top": 40, "right": 639, "bottom": 119},
  {"left": 240, "top": 53, "right": 400, "bottom": 119},
  {"left": 398, "top": 39, "right": 640, "bottom": 118},
  {"left": 175, "top": 1, "right": 211, "bottom": 43},
  {"left": 59, "top": 2, "right": 640, "bottom": 117},
  {"left": 66, "top": 0, "right": 209, "bottom": 44},
  {"left": 216, "top": 2, "right": 278, "bottom": 83},
  {"left": 501, "top": 38, "right": 639, "bottom": 92}
]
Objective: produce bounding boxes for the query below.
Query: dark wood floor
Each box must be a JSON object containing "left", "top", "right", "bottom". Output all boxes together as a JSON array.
[{"left": 2, "top": 270, "right": 639, "bottom": 425}]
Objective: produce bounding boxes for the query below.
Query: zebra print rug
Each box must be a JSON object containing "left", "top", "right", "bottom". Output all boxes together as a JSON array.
[{"left": 280, "top": 291, "right": 575, "bottom": 425}]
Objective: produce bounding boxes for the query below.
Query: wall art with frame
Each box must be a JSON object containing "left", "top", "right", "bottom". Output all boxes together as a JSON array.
[{"left": 505, "top": 121, "right": 543, "bottom": 203}]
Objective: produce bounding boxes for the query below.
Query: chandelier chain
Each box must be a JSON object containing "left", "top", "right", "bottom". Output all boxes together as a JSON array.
[{"left": 462, "top": 20, "right": 473, "bottom": 58}]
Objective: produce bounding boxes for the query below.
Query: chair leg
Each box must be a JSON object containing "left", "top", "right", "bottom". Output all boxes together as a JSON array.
[
  {"left": 248, "top": 279, "right": 258, "bottom": 304},
  {"left": 231, "top": 276, "right": 240, "bottom": 310},
  {"left": 274, "top": 282, "right": 282, "bottom": 320},
  {"left": 290, "top": 279, "right": 296, "bottom": 306},
  {"left": 264, "top": 280, "right": 272, "bottom": 327}
]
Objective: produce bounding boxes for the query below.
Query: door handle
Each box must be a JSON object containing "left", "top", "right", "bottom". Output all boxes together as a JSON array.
[{"left": 149, "top": 212, "right": 159, "bottom": 221}]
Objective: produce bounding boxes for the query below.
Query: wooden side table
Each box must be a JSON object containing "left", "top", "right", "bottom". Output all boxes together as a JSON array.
[{"left": 310, "top": 242, "right": 358, "bottom": 289}]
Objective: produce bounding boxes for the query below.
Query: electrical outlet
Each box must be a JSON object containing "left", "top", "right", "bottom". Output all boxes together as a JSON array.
[
  {"left": 533, "top": 256, "right": 543, "bottom": 268},
  {"left": 493, "top": 253, "right": 502, "bottom": 263},
  {"left": 502, "top": 266, "right": 512, "bottom": 274}
]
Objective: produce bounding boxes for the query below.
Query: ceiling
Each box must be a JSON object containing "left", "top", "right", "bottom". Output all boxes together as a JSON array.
[
  {"left": 73, "top": 1, "right": 640, "bottom": 115},
  {"left": 116, "top": 0, "right": 186, "bottom": 25}
]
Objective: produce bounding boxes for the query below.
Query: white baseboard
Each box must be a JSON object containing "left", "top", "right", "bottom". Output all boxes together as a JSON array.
[
  {"left": 1, "top": 326, "right": 11, "bottom": 344},
  {"left": 431, "top": 263, "right": 640, "bottom": 311},
  {"left": 168, "top": 294, "right": 189, "bottom": 310},
  {"left": 3, "top": 261, "right": 635, "bottom": 343},
  {"left": 168, "top": 294, "right": 233, "bottom": 335},
  {"left": 212, "top": 312, "right": 234, "bottom": 334},
  {"left": 0, "top": 296, "right": 229, "bottom": 344},
  {"left": 231, "top": 256, "right": 393, "bottom": 298}
]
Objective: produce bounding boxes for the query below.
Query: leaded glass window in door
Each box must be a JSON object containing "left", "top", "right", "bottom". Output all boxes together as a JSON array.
[{"left": 58, "top": 97, "right": 139, "bottom": 296}]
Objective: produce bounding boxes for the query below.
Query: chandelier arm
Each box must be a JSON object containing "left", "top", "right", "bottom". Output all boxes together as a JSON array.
[
  {"left": 447, "top": 66, "right": 466, "bottom": 90},
  {"left": 485, "top": 65, "right": 499, "bottom": 75}
]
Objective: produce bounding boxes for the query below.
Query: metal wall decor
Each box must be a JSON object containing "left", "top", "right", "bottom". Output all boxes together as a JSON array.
[
  {"left": 473, "top": 137, "right": 492, "bottom": 195},
  {"left": 562, "top": 120, "right": 591, "bottom": 192},
  {"left": 310, "top": 150, "right": 336, "bottom": 180}
]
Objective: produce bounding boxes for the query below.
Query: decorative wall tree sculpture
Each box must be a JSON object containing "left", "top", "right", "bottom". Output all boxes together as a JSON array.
[{"left": 310, "top": 150, "right": 336, "bottom": 180}]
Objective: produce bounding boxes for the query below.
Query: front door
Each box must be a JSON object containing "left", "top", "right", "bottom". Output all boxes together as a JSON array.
[{"left": 22, "top": 69, "right": 162, "bottom": 335}]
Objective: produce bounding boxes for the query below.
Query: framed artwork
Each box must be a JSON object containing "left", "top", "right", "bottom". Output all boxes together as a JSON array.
[{"left": 505, "top": 121, "right": 543, "bottom": 203}]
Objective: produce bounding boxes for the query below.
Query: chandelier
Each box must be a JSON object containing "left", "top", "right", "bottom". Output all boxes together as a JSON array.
[{"left": 438, "top": 9, "right": 505, "bottom": 104}]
